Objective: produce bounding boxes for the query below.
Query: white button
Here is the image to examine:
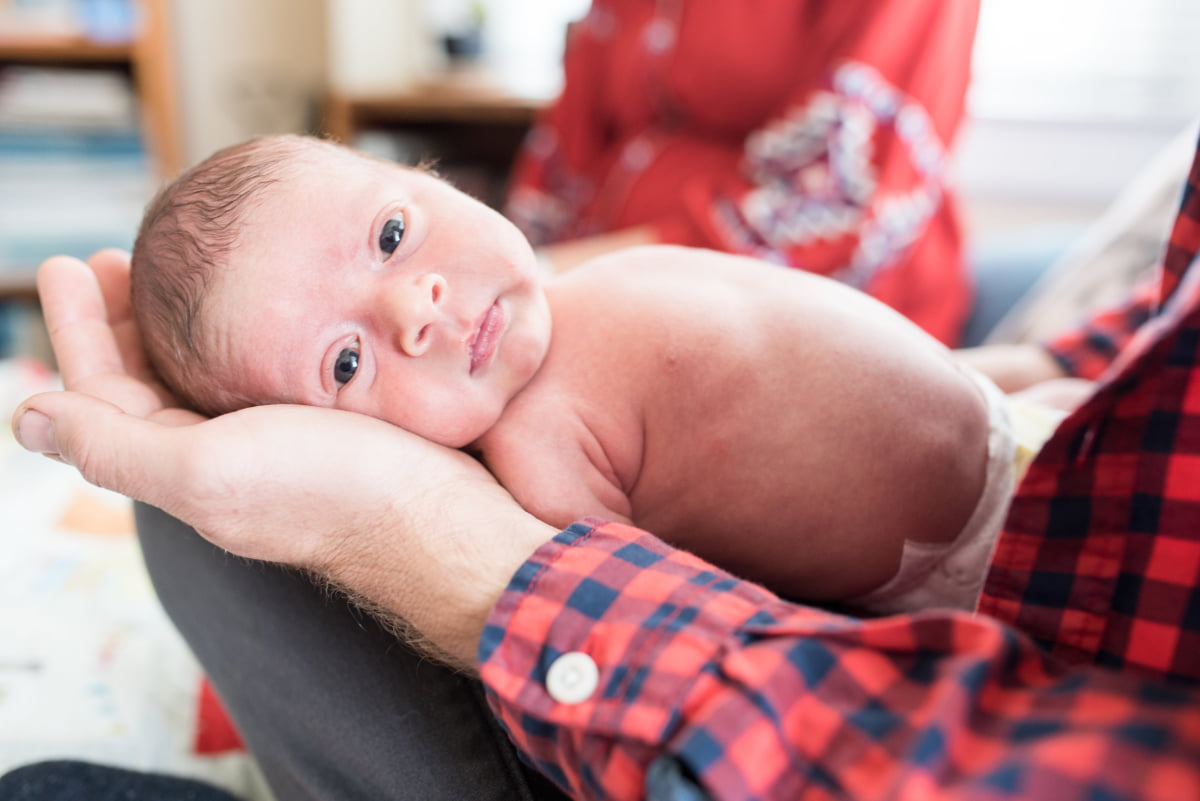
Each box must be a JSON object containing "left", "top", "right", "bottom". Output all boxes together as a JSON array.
[{"left": 546, "top": 651, "right": 599, "bottom": 705}]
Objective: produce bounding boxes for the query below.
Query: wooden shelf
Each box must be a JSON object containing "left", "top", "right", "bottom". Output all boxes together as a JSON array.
[
  {"left": 132, "top": 0, "right": 182, "bottom": 178},
  {"left": 0, "top": 272, "right": 39, "bottom": 304},
  {"left": 0, "top": 35, "right": 133, "bottom": 63},
  {"left": 324, "top": 67, "right": 546, "bottom": 141},
  {"left": 0, "top": 0, "right": 181, "bottom": 302},
  {"left": 0, "top": 1, "right": 181, "bottom": 178},
  {"left": 322, "top": 66, "right": 548, "bottom": 209}
]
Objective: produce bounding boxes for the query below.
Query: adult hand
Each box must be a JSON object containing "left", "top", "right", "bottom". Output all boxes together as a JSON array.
[{"left": 13, "top": 251, "right": 558, "bottom": 667}]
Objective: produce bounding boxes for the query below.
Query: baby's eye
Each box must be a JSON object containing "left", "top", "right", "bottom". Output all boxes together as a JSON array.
[
  {"left": 379, "top": 213, "right": 406, "bottom": 256},
  {"left": 333, "top": 344, "right": 359, "bottom": 387}
]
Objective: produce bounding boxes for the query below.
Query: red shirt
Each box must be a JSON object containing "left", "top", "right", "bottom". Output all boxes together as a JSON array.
[
  {"left": 504, "top": 0, "right": 979, "bottom": 346},
  {"left": 478, "top": 135, "right": 1200, "bottom": 799}
]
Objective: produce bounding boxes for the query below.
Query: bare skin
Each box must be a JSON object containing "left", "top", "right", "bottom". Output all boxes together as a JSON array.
[{"left": 481, "top": 247, "right": 989, "bottom": 601}]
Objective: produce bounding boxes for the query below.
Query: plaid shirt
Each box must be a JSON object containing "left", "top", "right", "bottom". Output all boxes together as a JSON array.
[
  {"left": 1044, "top": 279, "right": 1158, "bottom": 380},
  {"left": 978, "top": 131, "right": 1200, "bottom": 679},
  {"left": 478, "top": 137, "right": 1200, "bottom": 800}
]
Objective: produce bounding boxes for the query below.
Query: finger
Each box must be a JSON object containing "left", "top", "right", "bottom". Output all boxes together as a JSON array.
[
  {"left": 37, "top": 255, "right": 126, "bottom": 387},
  {"left": 70, "top": 372, "right": 171, "bottom": 419},
  {"left": 86, "top": 249, "right": 154, "bottom": 380},
  {"left": 87, "top": 248, "right": 133, "bottom": 321},
  {"left": 12, "top": 391, "right": 187, "bottom": 514}
]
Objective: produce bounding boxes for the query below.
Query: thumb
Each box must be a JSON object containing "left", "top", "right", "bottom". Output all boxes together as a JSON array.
[{"left": 12, "top": 390, "right": 184, "bottom": 510}]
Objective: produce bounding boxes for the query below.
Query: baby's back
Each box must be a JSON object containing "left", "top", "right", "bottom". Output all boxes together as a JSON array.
[{"left": 480, "top": 246, "right": 989, "bottom": 603}]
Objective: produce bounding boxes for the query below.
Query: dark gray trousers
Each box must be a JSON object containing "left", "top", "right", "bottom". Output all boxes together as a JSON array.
[{"left": 134, "top": 503, "right": 568, "bottom": 801}]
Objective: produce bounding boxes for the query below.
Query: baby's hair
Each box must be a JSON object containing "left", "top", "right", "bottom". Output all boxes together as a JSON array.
[{"left": 131, "top": 133, "right": 354, "bottom": 416}]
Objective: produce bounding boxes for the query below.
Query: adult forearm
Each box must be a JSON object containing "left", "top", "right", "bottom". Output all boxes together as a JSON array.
[
  {"left": 315, "top": 495, "right": 559, "bottom": 670},
  {"left": 12, "top": 393, "right": 557, "bottom": 669}
]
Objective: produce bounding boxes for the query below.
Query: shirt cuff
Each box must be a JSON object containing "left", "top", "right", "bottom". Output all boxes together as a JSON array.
[{"left": 475, "top": 518, "right": 830, "bottom": 796}]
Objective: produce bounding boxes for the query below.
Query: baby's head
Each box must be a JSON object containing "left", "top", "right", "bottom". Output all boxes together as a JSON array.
[{"left": 132, "top": 134, "right": 551, "bottom": 448}]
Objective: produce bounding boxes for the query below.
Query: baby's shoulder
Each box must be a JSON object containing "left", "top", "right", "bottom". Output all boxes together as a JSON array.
[
  {"left": 546, "top": 245, "right": 735, "bottom": 320},
  {"left": 560, "top": 244, "right": 729, "bottom": 285},
  {"left": 551, "top": 244, "right": 828, "bottom": 303}
]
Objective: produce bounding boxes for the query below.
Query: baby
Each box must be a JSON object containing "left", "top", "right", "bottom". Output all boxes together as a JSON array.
[{"left": 130, "top": 135, "right": 1060, "bottom": 612}]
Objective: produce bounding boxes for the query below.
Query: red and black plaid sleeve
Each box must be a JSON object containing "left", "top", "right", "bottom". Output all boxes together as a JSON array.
[
  {"left": 1045, "top": 129, "right": 1200, "bottom": 379},
  {"left": 980, "top": 129, "right": 1200, "bottom": 678},
  {"left": 480, "top": 522, "right": 1200, "bottom": 801},
  {"left": 477, "top": 133, "right": 1200, "bottom": 800},
  {"left": 1043, "top": 277, "right": 1157, "bottom": 379}
]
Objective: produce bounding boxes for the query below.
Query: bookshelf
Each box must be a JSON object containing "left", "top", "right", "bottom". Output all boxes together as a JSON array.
[
  {"left": 0, "top": 0, "right": 177, "bottom": 173},
  {"left": 322, "top": 65, "right": 546, "bottom": 209},
  {"left": 0, "top": 0, "right": 178, "bottom": 313},
  {"left": 0, "top": 0, "right": 180, "bottom": 178},
  {"left": 0, "top": 0, "right": 180, "bottom": 362}
]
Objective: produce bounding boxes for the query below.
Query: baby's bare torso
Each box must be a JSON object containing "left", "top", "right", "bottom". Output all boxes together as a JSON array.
[{"left": 476, "top": 246, "right": 988, "bottom": 602}]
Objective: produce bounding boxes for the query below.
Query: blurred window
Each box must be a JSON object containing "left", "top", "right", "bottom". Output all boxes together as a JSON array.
[{"left": 971, "top": 0, "right": 1200, "bottom": 125}]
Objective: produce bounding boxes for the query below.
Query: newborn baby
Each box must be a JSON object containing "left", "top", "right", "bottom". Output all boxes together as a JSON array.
[{"left": 131, "top": 135, "right": 1046, "bottom": 610}]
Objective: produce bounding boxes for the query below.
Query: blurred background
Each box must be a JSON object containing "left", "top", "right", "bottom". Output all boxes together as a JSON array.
[
  {"left": 0, "top": 0, "right": 1197, "bottom": 354},
  {"left": 0, "top": 0, "right": 1197, "bottom": 358}
]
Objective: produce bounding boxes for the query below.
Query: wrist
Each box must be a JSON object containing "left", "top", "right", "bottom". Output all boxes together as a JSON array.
[{"left": 316, "top": 484, "right": 558, "bottom": 670}]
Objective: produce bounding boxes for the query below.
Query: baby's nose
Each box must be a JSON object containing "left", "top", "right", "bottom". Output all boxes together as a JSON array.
[{"left": 385, "top": 273, "right": 447, "bottom": 357}]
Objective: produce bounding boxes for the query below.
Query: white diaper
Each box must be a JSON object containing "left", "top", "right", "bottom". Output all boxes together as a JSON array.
[{"left": 847, "top": 367, "right": 1066, "bottom": 615}]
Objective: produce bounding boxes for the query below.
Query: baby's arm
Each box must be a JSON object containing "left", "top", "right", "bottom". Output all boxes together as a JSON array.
[
  {"left": 1008, "top": 376, "right": 1096, "bottom": 412},
  {"left": 479, "top": 424, "right": 635, "bottom": 532},
  {"left": 953, "top": 343, "right": 1068, "bottom": 393}
]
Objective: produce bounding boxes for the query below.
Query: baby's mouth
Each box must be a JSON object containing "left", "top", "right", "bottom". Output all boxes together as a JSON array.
[{"left": 469, "top": 301, "right": 504, "bottom": 374}]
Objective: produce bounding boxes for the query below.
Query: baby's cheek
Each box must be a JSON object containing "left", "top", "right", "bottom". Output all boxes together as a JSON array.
[{"left": 407, "top": 395, "right": 493, "bottom": 450}]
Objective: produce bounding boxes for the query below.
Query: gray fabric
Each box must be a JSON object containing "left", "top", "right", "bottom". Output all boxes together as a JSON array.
[{"left": 134, "top": 503, "right": 569, "bottom": 801}]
